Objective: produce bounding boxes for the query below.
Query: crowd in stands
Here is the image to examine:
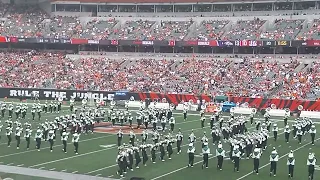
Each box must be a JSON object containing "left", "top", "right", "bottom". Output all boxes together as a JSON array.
[
  {"left": 0, "top": 4, "right": 320, "bottom": 102},
  {"left": 0, "top": 50, "right": 317, "bottom": 100}
]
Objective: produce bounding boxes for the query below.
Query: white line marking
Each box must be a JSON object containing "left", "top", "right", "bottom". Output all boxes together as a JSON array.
[
  {"left": 108, "top": 175, "right": 114, "bottom": 177},
  {"left": 38, "top": 167, "right": 45, "bottom": 169},
  {"left": 61, "top": 169, "right": 67, "bottom": 172},
  {"left": 95, "top": 174, "right": 101, "bottom": 176},
  {"left": 236, "top": 137, "right": 320, "bottom": 180},
  {"left": 49, "top": 168, "right": 56, "bottom": 170},
  {"left": 0, "top": 134, "right": 114, "bottom": 158},
  {"left": 7, "top": 163, "right": 14, "bottom": 166},
  {"left": 72, "top": 171, "right": 78, "bottom": 174},
  {"left": 29, "top": 146, "right": 116, "bottom": 168},
  {"left": 150, "top": 130, "right": 286, "bottom": 180},
  {"left": 17, "top": 164, "right": 24, "bottom": 167}
]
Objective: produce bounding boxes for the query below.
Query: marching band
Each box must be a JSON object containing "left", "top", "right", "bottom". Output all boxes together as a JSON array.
[{"left": 0, "top": 100, "right": 318, "bottom": 180}]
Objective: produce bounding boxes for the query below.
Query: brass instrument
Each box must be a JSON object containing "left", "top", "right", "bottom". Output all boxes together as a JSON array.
[
  {"left": 271, "top": 104, "right": 276, "bottom": 109},
  {"left": 298, "top": 105, "right": 303, "bottom": 111}
]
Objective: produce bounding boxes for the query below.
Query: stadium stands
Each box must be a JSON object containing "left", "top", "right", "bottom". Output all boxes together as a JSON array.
[{"left": 0, "top": 2, "right": 319, "bottom": 100}]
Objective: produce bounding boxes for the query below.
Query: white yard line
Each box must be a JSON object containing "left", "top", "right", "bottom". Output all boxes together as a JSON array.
[
  {"left": 61, "top": 169, "right": 67, "bottom": 172},
  {"left": 38, "top": 167, "right": 45, "bottom": 169},
  {"left": 0, "top": 134, "right": 113, "bottom": 158},
  {"left": 49, "top": 168, "right": 56, "bottom": 171},
  {"left": 236, "top": 137, "right": 320, "bottom": 180},
  {"left": 6, "top": 163, "right": 14, "bottom": 166},
  {"left": 72, "top": 171, "right": 78, "bottom": 174},
  {"left": 17, "top": 164, "right": 24, "bottom": 167},
  {"left": 150, "top": 130, "right": 286, "bottom": 180}
]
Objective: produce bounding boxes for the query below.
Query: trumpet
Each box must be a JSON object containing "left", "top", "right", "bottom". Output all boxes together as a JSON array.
[
  {"left": 271, "top": 104, "right": 276, "bottom": 109},
  {"left": 298, "top": 105, "right": 303, "bottom": 111}
]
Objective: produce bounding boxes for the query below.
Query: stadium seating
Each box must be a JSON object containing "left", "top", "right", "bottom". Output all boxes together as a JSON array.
[
  {"left": 0, "top": 50, "right": 315, "bottom": 100},
  {"left": 260, "top": 19, "right": 305, "bottom": 40},
  {"left": 223, "top": 18, "right": 266, "bottom": 40},
  {"left": 0, "top": 3, "right": 319, "bottom": 101},
  {"left": 111, "top": 20, "right": 156, "bottom": 40}
]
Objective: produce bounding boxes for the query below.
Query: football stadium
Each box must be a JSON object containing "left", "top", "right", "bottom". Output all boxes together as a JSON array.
[{"left": 0, "top": 0, "right": 319, "bottom": 180}]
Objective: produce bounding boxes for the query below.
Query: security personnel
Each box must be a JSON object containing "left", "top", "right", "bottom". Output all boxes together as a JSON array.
[
  {"left": 252, "top": 146, "right": 261, "bottom": 174},
  {"left": 284, "top": 125, "right": 291, "bottom": 143},
  {"left": 216, "top": 142, "right": 225, "bottom": 171},
  {"left": 176, "top": 129, "right": 183, "bottom": 154},
  {"left": 309, "top": 125, "right": 316, "bottom": 145},
  {"left": 202, "top": 142, "right": 210, "bottom": 169},
  {"left": 117, "top": 129, "right": 123, "bottom": 147},
  {"left": 232, "top": 144, "right": 241, "bottom": 172},
  {"left": 61, "top": 129, "right": 69, "bottom": 153},
  {"left": 269, "top": 147, "right": 279, "bottom": 177},
  {"left": 72, "top": 133, "right": 80, "bottom": 154},
  {"left": 307, "top": 152, "right": 316, "bottom": 180},
  {"left": 287, "top": 150, "right": 295, "bottom": 179},
  {"left": 272, "top": 123, "right": 278, "bottom": 141}
]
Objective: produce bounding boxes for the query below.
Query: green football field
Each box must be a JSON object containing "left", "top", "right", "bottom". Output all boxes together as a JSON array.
[{"left": 0, "top": 99, "right": 319, "bottom": 180}]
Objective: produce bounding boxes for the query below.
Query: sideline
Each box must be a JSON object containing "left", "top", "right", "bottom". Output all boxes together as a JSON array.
[{"left": 0, "top": 164, "right": 118, "bottom": 180}]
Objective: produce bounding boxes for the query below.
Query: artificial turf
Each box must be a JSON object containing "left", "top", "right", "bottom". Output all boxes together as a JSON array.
[{"left": 0, "top": 99, "right": 318, "bottom": 180}]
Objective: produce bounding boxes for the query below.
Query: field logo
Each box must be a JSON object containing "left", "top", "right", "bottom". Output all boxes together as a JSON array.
[{"left": 94, "top": 122, "right": 153, "bottom": 134}]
